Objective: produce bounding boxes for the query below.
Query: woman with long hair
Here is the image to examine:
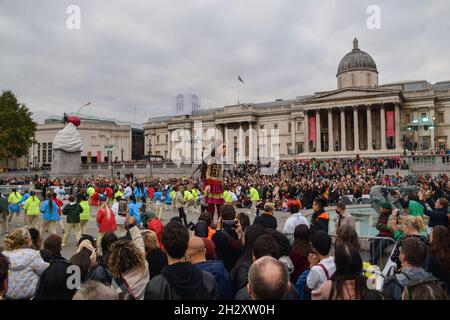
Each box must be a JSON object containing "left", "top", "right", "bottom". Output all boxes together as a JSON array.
[
  {"left": 290, "top": 224, "right": 312, "bottom": 284},
  {"left": 335, "top": 224, "right": 360, "bottom": 250},
  {"left": 107, "top": 212, "right": 148, "bottom": 300},
  {"left": 390, "top": 215, "right": 429, "bottom": 270},
  {"left": 39, "top": 192, "right": 61, "bottom": 235},
  {"left": 141, "top": 229, "right": 167, "bottom": 279},
  {"left": 313, "top": 244, "right": 368, "bottom": 300},
  {"left": 96, "top": 202, "right": 117, "bottom": 250},
  {"left": 426, "top": 226, "right": 450, "bottom": 294},
  {"left": 23, "top": 191, "right": 41, "bottom": 229},
  {"left": 229, "top": 223, "right": 266, "bottom": 292}
]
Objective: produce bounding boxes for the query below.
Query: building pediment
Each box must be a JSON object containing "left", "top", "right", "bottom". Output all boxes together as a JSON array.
[{"left": 303, "top": 87, "right": 403, "bottom": 105}]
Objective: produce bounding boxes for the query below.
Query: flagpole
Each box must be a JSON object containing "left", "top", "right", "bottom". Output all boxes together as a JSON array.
[{"left": 237, "top": 81, "right": 240, "bottom": 105}]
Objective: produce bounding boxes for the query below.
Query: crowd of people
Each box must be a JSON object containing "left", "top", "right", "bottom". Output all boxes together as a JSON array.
[{"left": 0, "top": 157, "right": 449, "bottom": 300}]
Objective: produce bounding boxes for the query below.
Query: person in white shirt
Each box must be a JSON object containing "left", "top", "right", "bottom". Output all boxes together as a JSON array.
[
  {"left": 124, "top": 185, "right": 133, "bottom": 199},
  {"left": 54, "top": 186, "right": 65, "bottom": 202},
  {"left": 306, "top": 231, "right": 336, "bottom": 297},
  {"left": 283, "top": 201, "right": 310, "bottom": 234}
]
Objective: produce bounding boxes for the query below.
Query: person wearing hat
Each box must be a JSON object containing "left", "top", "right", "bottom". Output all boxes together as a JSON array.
[{"left": 370, "top": 201, "right": 394, "bottom": 265}]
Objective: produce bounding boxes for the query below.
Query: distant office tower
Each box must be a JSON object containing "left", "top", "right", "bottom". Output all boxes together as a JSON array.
[{"left": 174, "top": 87, "right": 201, "bottom": 116}]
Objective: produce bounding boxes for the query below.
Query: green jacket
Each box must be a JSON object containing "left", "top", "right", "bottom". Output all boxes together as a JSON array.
[
  {"left": 79, "top": 201, "right": 90, "bottom": 221},
  {"left": 62, "top": 203, "right": 83, "bottom": 224},
  {"left": 249, "top": 187, "right": 260, "bottom": 201},
  {"left": 223, "top": 190, "right": 232, "bottom": 203}
]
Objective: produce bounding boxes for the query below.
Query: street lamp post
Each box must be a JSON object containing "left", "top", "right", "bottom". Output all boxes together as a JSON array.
[
  {"left": 105, "top": 144, "right": 116, "bottom": 177},
  {"left": 147, "top": 136, "right": 152, "bottom": 177}
]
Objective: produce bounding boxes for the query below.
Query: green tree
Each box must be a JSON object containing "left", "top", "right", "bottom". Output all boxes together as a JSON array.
[{"left": 0, "top": 90, "right": 37, "bottom": 163}]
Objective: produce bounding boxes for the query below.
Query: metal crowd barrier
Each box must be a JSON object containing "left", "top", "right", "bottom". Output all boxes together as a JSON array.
[{"left": 283, "top": 233, "right": 396, "bottom": 272}]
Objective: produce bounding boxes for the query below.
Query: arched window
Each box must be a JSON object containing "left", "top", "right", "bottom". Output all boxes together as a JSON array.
[{"left": 176, "top": 94, "right": 184, "bottom": 111}]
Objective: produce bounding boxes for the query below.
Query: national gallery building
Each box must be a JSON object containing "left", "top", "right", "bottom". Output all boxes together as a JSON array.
[{"left": 144, "top": 39, "right": 450, "bottom": 162}]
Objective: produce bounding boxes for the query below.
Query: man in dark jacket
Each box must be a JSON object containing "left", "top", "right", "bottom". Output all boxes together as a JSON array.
[
  {"left": 188, "top": 236, "right": 232, "bottom": 299},
  {"left": 253, "top": 202, "right": 277, "bottom": 230},
  {"left": 309, "top": 197, "right": 329, "bottom": 235},
  {"left": 212, "top": 204, "right": 242, "bottom": 272},
  {"left": 61, "top": 196, "right": 83, "bottom": 247},
  {"left": 421, "top": 197, "right": 449, "bottom": 228},
  {"left": 145, "top": 221, "right": 219, "bottom": 300}
]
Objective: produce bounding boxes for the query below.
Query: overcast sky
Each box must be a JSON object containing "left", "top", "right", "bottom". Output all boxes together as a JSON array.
[{"left": 1, "top": 0, "right": 449, "bottom": 124}]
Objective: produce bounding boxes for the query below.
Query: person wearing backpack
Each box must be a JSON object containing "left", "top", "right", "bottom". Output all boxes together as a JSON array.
[
  {"left": 382, "top": 237, "right": 444, "bottom": 300},
  {"left": 305, "top": 231, "right": 336, "bottom": 297}
]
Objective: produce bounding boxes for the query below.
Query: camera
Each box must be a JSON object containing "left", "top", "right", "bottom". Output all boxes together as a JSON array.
[
  {"left": 186, "top": 219, "right": 197, "bottom": 231},
  {"left": 223, "top": 220, "right": 237, "bottom": 229}
]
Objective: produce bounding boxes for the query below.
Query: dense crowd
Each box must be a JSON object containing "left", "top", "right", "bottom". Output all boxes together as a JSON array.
[{"left": 0, "top": 157, "right": 449, "bottom": 300}]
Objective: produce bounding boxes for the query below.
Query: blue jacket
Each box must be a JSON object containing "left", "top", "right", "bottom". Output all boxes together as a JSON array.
[
  {"left": 19, "top": 193, "right": 30, "bottom": 207},
  {"left": 128, "top": 202, "right": 142, "bottom": 225},
  {"left": 40, "top": 200, "right": 61, "bottom": 221},
  {"left": 153, "top": 192, "right": 162, "bottom": 202},
  {"left": 134, "top": 187, "right": 143, "bottom": 199},
  {"left": 195, "top": 260, "right": 233, "bottom": 300},
  {"left": 164, "top": 191, "right": 172, "bottom": 205}
]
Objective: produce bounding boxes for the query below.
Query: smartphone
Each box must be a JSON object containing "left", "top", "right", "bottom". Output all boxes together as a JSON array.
[{"left": 118, "top": 199, "right": 128, "bottom": 216}]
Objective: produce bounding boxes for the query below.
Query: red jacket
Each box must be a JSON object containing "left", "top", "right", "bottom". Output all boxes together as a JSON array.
[
  {"left": 105, "top": 187, "right": 113, "bottom": 199},
  {"left": 91, "top": 192, "right": 100, "bottom": 206},
  {"left": 96, "top": 206, "right": 117, "bottom": 233},
  {"left": 148, "top": 187, "right": 155, "bottom": 200},
  {"left": 53, "top": 197, "right": 63, "bottom": 215}
]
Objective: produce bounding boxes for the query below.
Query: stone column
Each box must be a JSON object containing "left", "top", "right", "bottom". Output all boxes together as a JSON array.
[
  {"left": 167, "top": 130, "right": 171, "bottom": 160},
  {"left": 291, "top": 118, "right": 296, "bottom": 155},
  {"left": 238, "top": 123, "right": 244, "bottom": 162},
  {"left": 395, "top": 104, "right": 402, "bottom": 150},
  {"left": 340, "top": 108, "right": 346, "bottom": 151},
  {"left": 430, "top": 107, "right": 436, "bottom": 152},
  {"left": 353, "top": 107, "right": 360, "bottom": 152},
  {"left": 316, "top": 110, "right": 321, "bottom": 152},
  {"left": 249, "top": 122, "right": 254, "bottom": 161},
  {"left": 380, "top": 104, "right": 387, "bottom": 150},
  {"left": 304, "top": 110, "right": 309, "bottom": 152},
  {"left": 367, "top": 106, "right": 373, "bottom": 151},
  {"left": 328, "top": 108, "right": 333, "bottom": 152}
]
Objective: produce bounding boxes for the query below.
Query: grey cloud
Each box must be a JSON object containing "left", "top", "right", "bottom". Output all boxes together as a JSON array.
[{"left": 0, "top": 0, "right": 449, "bottom": 124}]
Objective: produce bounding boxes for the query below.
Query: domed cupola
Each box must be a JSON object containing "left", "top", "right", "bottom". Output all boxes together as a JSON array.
[{"left": 337, "top": 38, "right": 378, "bottom": 89}]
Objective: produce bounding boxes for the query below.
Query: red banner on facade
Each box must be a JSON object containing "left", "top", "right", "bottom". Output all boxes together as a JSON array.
[
  {"left": 309, "top": 116, "right": 316, "bottom": 141},
  {"left": 97, "top": 151, "right": 102, "bottom": 163},
  {"left": 386, "top": 111, "right": 395, "bottom": 137}
]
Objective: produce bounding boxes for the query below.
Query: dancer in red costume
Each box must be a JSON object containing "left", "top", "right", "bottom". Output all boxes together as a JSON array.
[{"left": 201, "top": 140, "right": 226, "bottom": 226}]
